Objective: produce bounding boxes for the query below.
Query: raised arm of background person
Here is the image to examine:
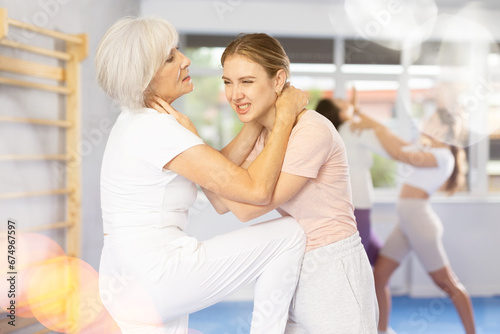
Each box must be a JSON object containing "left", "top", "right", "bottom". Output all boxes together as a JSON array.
[
  {"left": 345, "top": 121, "right": 391, "bottom": 159},
  {"left": 351, "top": 113, "right": 438, "bottom": 168},
  {"left": 160, "top": 87, "right": 306, "bottom": 206}
]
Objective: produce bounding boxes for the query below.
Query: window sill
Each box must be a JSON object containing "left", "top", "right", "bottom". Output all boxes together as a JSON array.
[{"left": 373, "top": 190, "right": 500, "bottom": 204}]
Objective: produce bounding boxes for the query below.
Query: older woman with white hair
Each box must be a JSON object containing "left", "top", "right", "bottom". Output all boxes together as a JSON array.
[{"left": 95, "top": 16, "right": 307, "bottom": 334}]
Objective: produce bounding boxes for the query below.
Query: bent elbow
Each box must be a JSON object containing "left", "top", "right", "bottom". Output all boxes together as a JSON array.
[
  {"left": 251, "top": 188, "right": 272, "bottom": 206},
  {"left": 234, "top": 211, "right": 256, "bottom": 223},
  {"left": 237, "top": 214, "right": 252, "bottom": 223},
  {"left": 215, "top": 207, "right": 230, "bottom": 215}
]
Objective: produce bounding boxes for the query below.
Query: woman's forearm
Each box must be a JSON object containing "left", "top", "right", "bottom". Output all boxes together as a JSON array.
[
  {"left": 244, "top": 115, "right": 294, "bottom": 204},
  {"left": 202, "top": 187, "right": 230, "bottom": 214},
  {"left": 160, "top": 85, "right": 306, "bottom": 206},
  {"left": 220, "top": 122, "right": 262, "bottom": 165},
  {"left": 201, "top": 117, "right": 292, "bottom": 208},
  {"left": 202, "top": 108, "right": 295, "bottom": 208},
  {"left": 354, "top": 113, "right": 410, "bottom": 163}
]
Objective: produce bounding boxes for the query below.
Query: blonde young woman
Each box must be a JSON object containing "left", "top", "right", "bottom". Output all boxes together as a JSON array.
[
  {"left": 351, "top": 110, "right": 476, "bottom": 334},
  {"left": 96, "top": 17, "right": 309, "bottom": 334},
  {"left": 161, "top": 33, "right": 378, "bottom": 333}
]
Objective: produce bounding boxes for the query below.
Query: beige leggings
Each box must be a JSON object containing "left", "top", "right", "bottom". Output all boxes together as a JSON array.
[{"left": 380, "top": 199, "right": 450, "bottom": 272}]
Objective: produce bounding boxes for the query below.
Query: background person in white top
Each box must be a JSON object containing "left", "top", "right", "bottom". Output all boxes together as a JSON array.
[
  {"left": 351, "top": 108, "right": 476, "bottom": 334},
  {"left": 316, "top": 90, "right": 390, "bottom": 265},
  {"left": 96, "top": 16, "right": 308, "bottom": 334}
]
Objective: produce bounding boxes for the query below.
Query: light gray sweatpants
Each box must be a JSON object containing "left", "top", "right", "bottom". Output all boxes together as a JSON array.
[{"left": 285, "top": 232, "right": 379, "bottom": 334}]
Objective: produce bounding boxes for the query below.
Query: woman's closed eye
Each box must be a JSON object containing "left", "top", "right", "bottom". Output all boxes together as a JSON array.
[{"left": 166, "top": 47, "right": 180, "bottom": 63}]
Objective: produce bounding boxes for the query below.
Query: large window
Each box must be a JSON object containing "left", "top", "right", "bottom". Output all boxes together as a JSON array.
[
  {"left": 181, "top": 35, "right": 336, "bottom": 149},
  {"left": 486, "top": 43, "right": 500, "bottom": 192},
  {"left": 345, "top": 80, "right": 399, "bottom": 188},
  {"left": 180, "top": 34, "right": 499, "bottom": 195}
]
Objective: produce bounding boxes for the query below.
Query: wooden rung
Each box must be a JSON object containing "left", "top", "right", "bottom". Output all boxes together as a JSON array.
[
  {"left": 0, "top": 115, "right": 72, "bottom": 127},
  {"left": 0, "top": 39, "right": 72, "bottom": 60},
  {"left": 7, "top": 18, "right": 84, "bottom": 45},
  {"left": 0, "top": 55, "right": 65, "bottom": 81},
  {"left": 0, "top": 154, "right": 68, "bottom": 161},
  {"left": 0, "top": 76, "right": 71, "bottom": 94},
  {"left": 0, "top": 188, "right": 72, "bottom": 200},
  {"left": 0, "top": 9, "right": 6, "bottom": 39},
  {"left": 21, "top": 221, "right": 72, "bottom": 233}
]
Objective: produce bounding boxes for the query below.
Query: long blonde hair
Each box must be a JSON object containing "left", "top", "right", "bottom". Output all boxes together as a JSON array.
[{"left": 221, "top": 33, "right": 290, "bottom": 80}]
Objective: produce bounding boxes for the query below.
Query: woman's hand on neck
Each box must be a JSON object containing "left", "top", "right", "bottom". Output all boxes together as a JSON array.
[{"left": 261, "top": 106, "right": 307, "bottom": 144}]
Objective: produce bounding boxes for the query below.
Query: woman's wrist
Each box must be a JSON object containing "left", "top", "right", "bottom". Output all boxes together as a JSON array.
[{"left": 274, "top": 112, "right": 295, "bottom": 130}]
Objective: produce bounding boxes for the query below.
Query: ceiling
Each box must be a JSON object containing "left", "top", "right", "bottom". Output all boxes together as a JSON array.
[{"left": 185, "top": 0, "right": 500, "bottom": 10}]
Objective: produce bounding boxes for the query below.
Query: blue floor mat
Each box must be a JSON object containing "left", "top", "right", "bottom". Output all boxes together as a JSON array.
[{"left": 188, "top": 296, "right": 500, "bottom": 334}]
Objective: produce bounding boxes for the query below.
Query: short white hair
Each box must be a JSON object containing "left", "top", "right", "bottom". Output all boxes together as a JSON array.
[{"left": 95, "top": 16, "right": 178, "bottom": 109}]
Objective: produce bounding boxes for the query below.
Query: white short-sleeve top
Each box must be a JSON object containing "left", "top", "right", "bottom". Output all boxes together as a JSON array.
[
  {"left": 338, "top": 121, "right": 390, "bottom": 209},
  {"left": 400, "top": 145, "right": 455, "bottom": 195},
  {"left": 100, "top": 108, "right": 204, "bottom": 234}
]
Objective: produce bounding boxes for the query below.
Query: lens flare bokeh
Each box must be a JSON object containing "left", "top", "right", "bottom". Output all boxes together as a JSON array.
[
  {"left": 0, "top": 232, "right": 65, "bottom": 318},
  {"left": 343, "top": 0, "right": 438, "bottom": 50},
  {"left": 26, "top": 256, "right": 101, "bottom": 332},
  {"left": 1, "top": 233, "right": 121, "bottom": 332}
]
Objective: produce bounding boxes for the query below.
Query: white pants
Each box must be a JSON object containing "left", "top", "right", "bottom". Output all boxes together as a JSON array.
[
  {"left": 285, "top": 232, "right": 378, "bottom": 334},
  {"left": 380, "top": 199, "right": 449, "bottom": 272},
  {"left": 99, "top": 216, "right": 306, "bottom": 334}
]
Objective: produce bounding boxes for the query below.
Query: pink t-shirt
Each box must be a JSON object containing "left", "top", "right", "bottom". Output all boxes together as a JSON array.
[{"left": 247, "top": 110, "right": 357, "bottom": 252}]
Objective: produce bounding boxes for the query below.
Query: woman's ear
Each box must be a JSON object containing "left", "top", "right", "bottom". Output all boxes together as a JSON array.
[{"left": 274, "top": 69, "right": 287, "bottom": 95}]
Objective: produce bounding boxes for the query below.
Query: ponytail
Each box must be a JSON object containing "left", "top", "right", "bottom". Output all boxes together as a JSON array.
[
  {"left": 316, "top": 99, "right": 344, "bottom": 129},
  {"left": 443, "top": 145, "right": 467, "bottom": 195}
]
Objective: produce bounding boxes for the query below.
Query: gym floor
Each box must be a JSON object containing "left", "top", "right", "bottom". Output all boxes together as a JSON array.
[{"left": 189, "top": 296, "right": 500, "bottom": 334}]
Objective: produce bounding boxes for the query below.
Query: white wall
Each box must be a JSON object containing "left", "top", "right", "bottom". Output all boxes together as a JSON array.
[
  {"left": 0, "top": 0, "right": 140, "bottom": 270},
  {"left": 141, "top": 0, "right": 500, "bottom": 39},
  {"left": 372, "top": 198, "right": 500, "bottom": 297}
]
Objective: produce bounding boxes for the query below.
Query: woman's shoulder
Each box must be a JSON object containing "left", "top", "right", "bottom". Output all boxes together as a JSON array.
[
  {"left": 294, "top": 110, "right": 335, "bottom": 137},
  {"left": 123, "top": 107, "right": 176, "bottom": 121},
  {"left": 294, "top": 110, "right": 345, "bottom": 147},
  {"left": 301, "top": 109, "right": 336, "bottom": 131},
  {"left": 120, "top": 107, "right": 202, "bottom": 143},
  {"left": 121, "top": 108, "right": 183, "bottom": 130}
]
